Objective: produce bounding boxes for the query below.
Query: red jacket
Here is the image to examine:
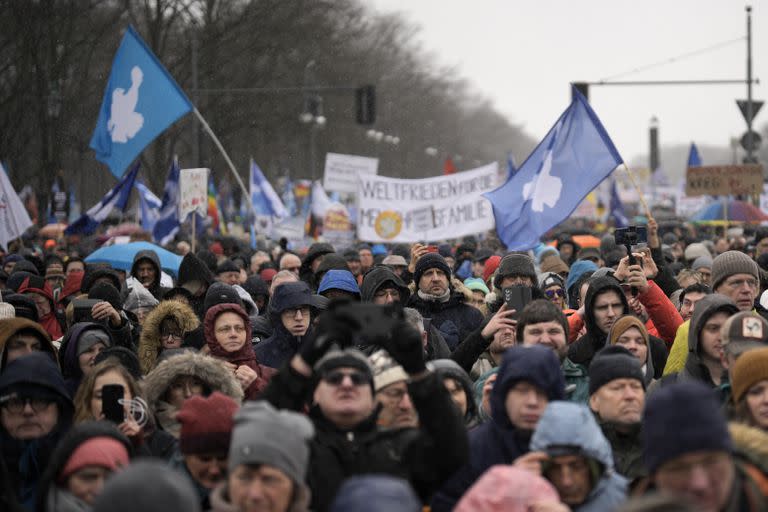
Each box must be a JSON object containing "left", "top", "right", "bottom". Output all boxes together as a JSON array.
[{"left": 18, "top": 276, "right": 63, "bottom": 340}]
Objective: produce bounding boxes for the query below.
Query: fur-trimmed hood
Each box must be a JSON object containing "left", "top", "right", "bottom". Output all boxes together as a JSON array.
[
  {"left": 142, "top": 350, "right": 243, "bottom": 410},
  {"left": 730, "top": 421, "right": 768, "bottom": 472},
  {"left": 138, "top": 300, "right": 200, "bottom": 374}
]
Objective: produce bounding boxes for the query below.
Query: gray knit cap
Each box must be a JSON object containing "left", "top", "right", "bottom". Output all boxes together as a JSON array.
[
  {"left": 691, "top": 255, "right": 713, "bottom": 271},
  {"left": 494, "top": 253, "right": 537, "bottom": 290},
  {"left": 711, "top": 251, "right": 759, "bottom": 291},
  {"left": 228, "top": 401, "right": 314, "bottom": 483}
]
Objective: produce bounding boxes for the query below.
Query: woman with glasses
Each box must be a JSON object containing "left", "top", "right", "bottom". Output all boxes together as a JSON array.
[
  {"left": 137, "top": 300, "right": 200, "bottom": 374},
  {"left": 142, "top": 351, "right": 243, "bottom": 438},
  {"left": 0, "top": 352, "right": 74, "bottom": 510},
  {"left": 539, "top": 273, "right": 569, "bottom": 312},
  {"left": 204, "top": 303, "right": 275, "bottom": 400}
]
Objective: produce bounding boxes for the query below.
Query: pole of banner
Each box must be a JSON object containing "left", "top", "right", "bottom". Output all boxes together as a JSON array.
[
  {"left": 191, "top": 213, "right": 197, "bottom": 253},
  {"left": 620, "top": 163, "right": 652, "bottom": 219},
  {"left": 192, "top": 108, "right": 255, "bottom": 217}
]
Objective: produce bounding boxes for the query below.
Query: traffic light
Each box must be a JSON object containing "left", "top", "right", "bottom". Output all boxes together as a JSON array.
[
  {"left": 356, "top": 85, "right": 376, "bottom": 125},
  {"left": 572, "top": 82, "right": 589, "bottom": 102}
]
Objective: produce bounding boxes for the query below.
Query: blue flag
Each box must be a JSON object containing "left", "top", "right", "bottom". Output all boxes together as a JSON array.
[
  {"left": 484, "top": 86, "right": 623, "bottom": 250},
  {"left": 250, "top": 160, "right": 288, "bottom": 217},
  {"left": 152, "top": 160, "right": 181, "bottom": 245},
  {"left": 135, "top": 178, "right": 162, "bottom": 233},
  {"left": 282, "top": 178, "right": 298, "bottom": 217},
  {"left": 687, "top": 142, "right": 702, "bottom": 167},
  {"left": 90, "top": 26, "right": 193, "bottom": 178},
  {"left": 65, "top": 163, "right": 140, "bottom": 235},
  {"left": 506, "top": 152, "right": 517, "bottom": 179},
  {"left": 609, "top": 179, "right": 629, "bottom": 228}
]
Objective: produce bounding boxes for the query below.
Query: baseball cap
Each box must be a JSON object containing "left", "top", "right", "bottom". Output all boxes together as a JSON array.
[{"left": 721, "top": 311, "right": 768, "bottom": 356}]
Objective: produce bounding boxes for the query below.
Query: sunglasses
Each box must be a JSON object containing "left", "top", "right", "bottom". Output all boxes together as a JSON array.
[
  {"left": 544, "top": 288, "right": 565, "bottom": 299},
  {"left": 323, "top": 370, "right": 370, "bottom": 387}
]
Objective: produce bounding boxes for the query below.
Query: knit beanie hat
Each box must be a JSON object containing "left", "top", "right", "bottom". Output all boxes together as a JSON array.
[
  {"left": 215, "top": 259, "right": 240, "bottom": 275},
  {"left": 77, "top": 329, "right": 112, "bottom": 356},
  {"left": 12, "top": 260, "right": 40, "bottom": 276},
  {"left": 94, "top": 346, "right": 142, "bottom": 380},
  {"left": 228, "top": 401, "right": 314, "bottom": 482},
  {"left": 539, "top": 255, "right": 569, "bottom": 276},
  {"left": 588, "top": 345, "right": 645, "bottom": 395},
  {"left": 177, "top": 392, "right": 239, "bottom": 455},
  {"left": 642, "top": 381, "right": 733, "bottom": 474},
  {"left": 369, "top": 349, "right": 408, "bottom": 392},
  {"left": 59, "top": 437, "right": 130, "bottom": 482},
  {"left": 608, "top": 315, "right": 649, "bottom": 347},
  {"left": 711, "top": 250, "right": 760, "bottom": 291},
  {"left": 731, "top": 347, "right": 768, "bottom": 403},
  {"left": 0, "top": 301, "right": 14, "bottom": 320},
  {"left": 494, "top": 254, "right": 537, "bottom": 290},
  {"left": 315, "top": 348, "right": 373, "bottom": 379},
  {"left": 483, "top": 255, "right": 502, "bottom": 284},
  {"left": 203, "top": 282, "right": 244, "bottom": 312},
  {"left": 413, "top": 253, "right": 452, "bottom": 285},
  {"left": 691, "top": 255, "right": 713, "bottom": 271},
  {"left": 88, "top": 282, "right": 123, "bottom": 311},
  {"left": 464, "top": 277, "right": 490, "bottom": 295},
  {"left": 684, "top": 242, "right": 710, "bottom": 262}
]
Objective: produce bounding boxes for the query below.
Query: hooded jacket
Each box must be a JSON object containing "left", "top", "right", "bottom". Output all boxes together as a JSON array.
[
  {"left": 204, "top": 303, "right": 275, "bottom": 400},
  {"left": 427, "top": 359, "right": 479, "bottom": 427},
  {"left": 79, "top": 266, "right": 121, "bottom": 295},
  {"left": 17, "top": 276, "right": 63, "bottom": 340},
  {"left": 58, "top": 272, "right": 84, "bottom": 307},
  {"left": 432, "top": 345, "right": 565, "bottom": 512},
  {"left": 59, "top": 322, "right": 114, "bottom": 396},
  {"left": 299, "top": 243, "right": 335, "bottom": 287},
  {"left": 0, "top": 317, "right": 56, "bottom": 371},
  {"left": 678, "top": 294, "right": 739, "bottom": 386},
  {"left": 329, "top": 475, "right": 421, "bottom": 512},
  {"left": 176, "top": 253, "right": 216, "bottom": 319},
  {"left": 530, "top": 402, "right": 627, "bottom": 511},
  {"left": 0, "top": 353, "right": 74, "bottom": 510},
  {"left": 130, "top": 250, "right": 169, "bottom": 300},
  {"left": 568, "top": 277, "right": 630, "bottom": 368},
  {"left": 36, "top": 421, "right": 133, "bottom": 512},
  {"left": 142, "top": 351, "right": 243, "bottom": 437},
  {"left": 254, "top": 282, "right": 316, "bottom": 369},
  {"left": 360, "top": 266, "right": 411, "bottom": 303},
  {"left": 406, "top": 285, "right": 484, "bottom": 350},
  {"left": 313, "top": 253, "right": 349, "bottom": 291},
  {"left": 138, "top": 300, "right": 200, "bottom": 374}
]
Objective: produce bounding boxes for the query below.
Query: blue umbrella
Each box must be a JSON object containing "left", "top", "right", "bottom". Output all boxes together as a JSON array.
[{"left": 85, "top": 241, "right": 183, "bottom": 277}]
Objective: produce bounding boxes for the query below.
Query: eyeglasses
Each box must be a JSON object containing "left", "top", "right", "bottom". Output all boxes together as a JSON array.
[
  {"left": 0, "top": 395, "right": 55, "bottom": 414},
  {"left": 723, "top": 277, "right": 758, "bottom": 290},
  {"left": 374, "top": 289, "right": 400, "bottom": 300},
  {"left": 323, "top": 370, "right": 370, "bottom": 387},
  {"left": 215, "top": 324, "right": 246, "bottom": 334},
  {"left": 544, "top": 289, "right": 565, "bottom": 299},
  {"left": 161, "top": 332, "right": 183, "bottom": 340}
]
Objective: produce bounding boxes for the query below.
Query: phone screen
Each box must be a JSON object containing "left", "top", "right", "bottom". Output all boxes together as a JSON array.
[{"left": 101, "top": 384, "right": 125, "bottom": 424}]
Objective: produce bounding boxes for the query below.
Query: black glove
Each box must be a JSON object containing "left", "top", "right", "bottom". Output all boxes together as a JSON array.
[
  {"left": 298, "top": 310, "right": 355, "bottom": 367},
  {"left": 385, "top": 321, "right": 426, "bottom": 375}
]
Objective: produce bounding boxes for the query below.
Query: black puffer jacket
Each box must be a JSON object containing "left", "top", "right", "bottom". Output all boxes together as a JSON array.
[
  {"left": 406, "top": 290, "right": 484, "bottom": 350},
  {"left": 263, "top": 365, "right": 468, "bottom": 512}
]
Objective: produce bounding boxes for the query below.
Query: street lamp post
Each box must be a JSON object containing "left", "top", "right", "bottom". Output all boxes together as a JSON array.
[{"left": 649, "top": 116, "right": 659, "bottom": 204}]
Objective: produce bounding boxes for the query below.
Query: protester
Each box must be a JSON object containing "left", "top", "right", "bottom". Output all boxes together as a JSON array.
[
  {"left": 130, "top": 250, "right": 168, "bottom": 300},
  {"left": 730, "top": 347, "right": 768, "bottom": 431},
  {"left": 454, "top": 465, "right": 565, "bottom": 512},
  {"left": 142, "top": 351, "right": 243, "bottom": 437},
  {"left": 330, "top": 475, "right": 422, "bottom": 512},
  {"left": 59, "top": 322, "right": 114, "bottom": 395},
  {"left": 138, "top": 300, "right": 200, "bottom": 373},
  {"left": 369, "top": 349, "right": 417, "bottom": 429},
  {"left": 607, "top": 316, "right": 655, "bottom": 388},
  {"left": 0, "top": 317, "right": 56, "bottom": 372},
  {"left": 427, "top": 358, "right": 480, "bottom": 427},
  {"left": 317, "top": 269, "right": 361, "bottom": 301},
  {"left": 678, "top": 283, "right": 710, "bottom": 322},
  {"left": 123, "top": 281, "right": 160, "bottom": 326},
  {"left": 360, "top": 265, "right": 410, "bottom": 304}
]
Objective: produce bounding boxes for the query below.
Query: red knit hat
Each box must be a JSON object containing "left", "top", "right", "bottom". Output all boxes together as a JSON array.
[
  {"left": 59, "top": 437, "right": 130, "bottom": 483},
  {"left": 483, "top": 255, "right": 502, "bottom": 284},
  {"left": 176, "top": 392, "right": 239, "bottom": 455}
]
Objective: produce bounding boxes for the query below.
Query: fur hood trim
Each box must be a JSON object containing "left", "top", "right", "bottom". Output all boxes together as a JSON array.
[{"left": 138, "top": 300, "right": 200, "bottom": 374}]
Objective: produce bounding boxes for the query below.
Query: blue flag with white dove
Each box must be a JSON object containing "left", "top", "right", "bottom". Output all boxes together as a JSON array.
[
  {"left": 65, "top": 162, "right": 140, "bottom": 235},
  {"left": 90, "top": 26, "right": 193, "bottom": 178},
  {"left": 152, "top": 160, "right": 181, "bottom": 245},
  {"left": 250, "top": 160, "right": 288, "bottom": 217},
  {"left": 484, "top": 86, "right": 623, "bottom": 250}
]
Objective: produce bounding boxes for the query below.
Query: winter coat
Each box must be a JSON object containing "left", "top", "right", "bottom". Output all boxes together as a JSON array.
[
  {"left": 729, "top": 422, "right": 768, "bottom": 498},
  {"left": 406, "top": 288, "right": 484, "bottom": 350},
  {"left": 176, "top": 253, "right": 215, "bottom": 320},
  {"left": 37, "top": 421, "right": 133, "bottom": 512},
  {"left": 598, "top": 419, "right": 645, "bottom": 482},
  {"left": 563, "top": 357, "right": 590, "bottom": 404},
  {"left": 530, "top": 402, "right": 628, "bottom": 512},
  {"left": 568, "top": 277, "right": 630, "bottom": 369},
  {"left": 254, "top": 282, "right": 316, "bottom": 369},
  {"left": 432, "top": 345, "right": 565, "bottom": 512},
  {"left": 251, "top": 314, "right": 272, "bottom": 344},
  {"left": 204, "top": 303, "right": 275, "bottom": 400},
  {"left": 636, "top": 280, "right": 683, "bottom": 347},
  {"left": 130, "top": 250, "right": 170, "bottom": 301},
  {"left": 427, "top": 359, "right": 480, "bottom": 427},
  {"left": 142, "top": 351, "right": 243, "bottom": 437},
  {"left": 0, "top": 317, "right": 56, "bottom": 371},
  {"left": 0, "top": 353, "right": 74, "bottom": 510},
  {"left": 59, "top": 322, "right": 114, "bottom": 396},
  {"left": 138, "top": 300, "right": 200, "bottom": 374},
  {"left": 17, "top": 277, "right": 63, "bottom": 340},
  {"left": 262, "top": 365, "right": 468, "bottom": 512},
  {"left": 677, "top": 294, "right": 739, "bottom": 387}
]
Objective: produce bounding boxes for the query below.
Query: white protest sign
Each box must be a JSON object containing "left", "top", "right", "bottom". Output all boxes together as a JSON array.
[
  {"left": 357, "top": 162, "right": 498, "bottom": 242},
  {"left": 179, "top": 168, "right": 209, "bottom": 220},
  {"left": 323, "top": 153, "right": 378, "bottom": 194}
]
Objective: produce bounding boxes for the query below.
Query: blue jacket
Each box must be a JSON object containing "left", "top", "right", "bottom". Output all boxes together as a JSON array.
[
  {"left": 530, "top": 401, "right": 627, "bottom": 512},
  {"left": 432, "top": 345, "right": 565, "bottom": 512}
]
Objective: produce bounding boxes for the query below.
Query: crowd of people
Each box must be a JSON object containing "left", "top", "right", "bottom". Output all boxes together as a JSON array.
[{"left": 2, "top": 218, "right": 768, "bottom": 512}]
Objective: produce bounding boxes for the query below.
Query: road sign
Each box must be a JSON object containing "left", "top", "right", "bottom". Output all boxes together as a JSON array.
[
  {"left": 741, "top": 130, "right": 762, "bottom": 151},
  {"left": 737, "top": 99, "right": 764, "bottom": 124}
]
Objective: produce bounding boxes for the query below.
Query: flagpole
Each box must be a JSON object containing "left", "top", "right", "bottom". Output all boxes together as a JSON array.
[
  {"left": 192, "top": 108, "right": 256, "bottom": 218},
  {"left": 620, "top": 163, "right": 652, "bottom": 219}
]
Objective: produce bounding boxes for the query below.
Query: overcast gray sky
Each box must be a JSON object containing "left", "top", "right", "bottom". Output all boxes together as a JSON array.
[{"left": 369, "top": 0, "right": 765, "bottom": 169}]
